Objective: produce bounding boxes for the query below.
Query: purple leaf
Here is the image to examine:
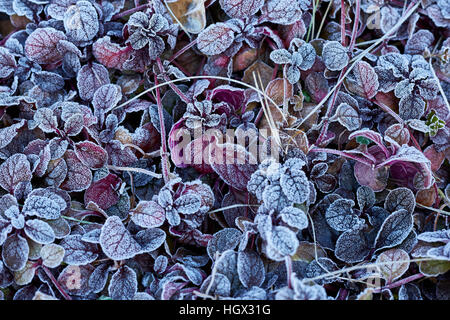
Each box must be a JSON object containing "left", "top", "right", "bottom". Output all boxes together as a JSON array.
[
  {"left": 219, "top": 0, "right": 264, "bottom": 19},
  {"left": 77, "top": 62, "right": 110, "bottom": 101},
  {"left": 2, "top": 234, "right": 29, "bottom": 271},
  {"left": 237, "top": 250, "right": 265, "bottom": 288},
  {"left": 197, "top": 23, "right": 235, "bottom": 56},
  {"left": 259, "top": 0, "right": 302, "bottom": 25},
  {"left": 131, "top": 201, "right": 165, "bottom": 228},
  {"left": 63, "top": 0, "right": 99, "bottom": 42},
  {"left": 108, "top": 265, "right": 137, "bottom": 300},
  {"left": 99, "top": 216, "right": 142, "bottom": 261},
  {"left": 24, "top": 27, "right": 66, "bottom": 64},
  {"left": 24, "top": 219, "right": 55, "bottom": 244},
  {"left": 0, "top": 154, "right": 32, "bottom": 193},
  {"left": 60, "top": 234, "right": 100, "bottom": 265},
  {"left": 60, "top": 150, "right": 92, "bottom": 192}
]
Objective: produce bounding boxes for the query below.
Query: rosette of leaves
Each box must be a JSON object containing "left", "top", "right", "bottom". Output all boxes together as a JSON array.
[
  {"left": 375, "top": 53, "right": 439, "bottom": 120},
  {"left": 183, "top": 100, "right": 224, "bottom": 130},
  {"left": 126, "top": 11, "right": 173, "bottom": 61},
  {"left": 247, "top": 157, "right": 310, "bottom": 261},
  {"left": 0, "top": 189, "right": 67, "bottom": 271},
  {"left": 196, "top": 0, "right": 302, "bottom": 57},
  {"left": 270, "top": 38, "right": 317, "bottom": 84}
]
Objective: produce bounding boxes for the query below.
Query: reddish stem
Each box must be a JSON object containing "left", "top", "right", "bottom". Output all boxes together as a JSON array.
[
  {"left": 153, "top": 66, "right": 170, "bottom": 184},
  {"left": 41, "top": 265, "right": 72, "bottom": 300},
  {"left": 156, "top": 57, "right": 191, "bottom": 104},
  {"left": 340, "top": 0, "right": 347, "bottom": 46},
  {"left": 373, "top": 273, "right": 425, "bottom": 294},
  {"left": 168, "top": 39, "right": 197, "bottom": 63},
  {"left": 112, "top": 4, "right": 149, "bottom": 20}
]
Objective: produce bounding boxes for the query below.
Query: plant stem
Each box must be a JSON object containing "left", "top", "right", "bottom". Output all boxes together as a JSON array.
[
  {"left": 168, "top": 39, "right": 198, "bottom": 63},
  {"left": 153, "top": 67, "right": 171, "bottom": 184},
  {"left": 41, "top": 265, "right": 72, "bottom": 300},
  {"left": 156, "top": 57, "right": 191, "bottom": 104},
  {"left": 112, "top": 4, "right": 149, "bottom": 20},
  {"left": 373, "top": 273, "right": 425, "bottom": 294}
]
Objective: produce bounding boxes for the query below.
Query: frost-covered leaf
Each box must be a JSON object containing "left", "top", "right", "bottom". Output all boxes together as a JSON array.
[
  {"left": 357, "top": 186, "right": 376, "bottom": 210},
  {"left": 64, "top": 1, "right": 99, "bottom": 42},
  {"left": 325, "top": 198, "right": 362, "bottom": 232},
  {"left": 374, "top": 209, "right": 413, "bottom": 251},
  {"left": 174, "top": 193, "right": 202, "bottom": 215},
  {"left": 346, "top": 61, "right": 379, "bottom": 99},
  {"left": 270, "top": 226, "right": 299, "bottom": 256},
  {"left": 398, "top": 283, "right": 422, "bottom": 300},
  {"left": 270, "top": 49, "right": 291, "bottom": 65},
  {"left": 197, "top": 23, "right": 235, "bottom": 56},
  {"left": 64, "top": 114, "right": 84, "bottom": 136},
  {"left": 60, "top": 234, "right": 99, "bottom": 266},
  {"left": 25, "top": 27, "right": 66, "bottom": 64},
  {"left": 99, "top": 216, "right": 142, "bottom": 260},
  {"left": 304, "top": 257, "right": 338, "bottom": 285},
  {"left": 0, "top": 47, "right": 16, "bottom": 78},
  {"left": 77, "top": 62, "right": 110, "bottom": 101},
  {"left": 334, "top": 103, "right": 361, "bottom": 131},
  {"left": 376, "top": 248, "right": 410, "bottom": 283},
  {"left": 58, "top": 264, "right": 94, "bottom": 296},
  {"left": 14, "top": 261, "right": 36, "bottom": 286},
  {"left": 0, "top": 120, "right": 25, "bottom": 150},
  {"left": 93, "top": 36, "right": 131, "bottom": 70},
  {"left": 2, "top": 234, "right": 29, "bottom": 271},
  {"left": 280, "top": 168, "right": 309, "bottom": 204},
  {"left": 279, "top": 206, "right": 308, "bottom": 230},
  {"left": 237, "top": 250, "right": 265, "bottom": 288},
  {"left": 92, "top": 84, "right": 122, "bottom": 124},
  {"left": 134, "top": 228, "right": 166, "bottom": 253},
  {"left": 24, "top": 219, "right": 55, "bottom": 244},
  {"left": 22, "top": 196, "right": 61, "bottom": 220},
  {"left": 88, "top": 263, "right": 110, "bottom": 293},
  {"left": 219, "top": 0, "right": 264, "bottom": 19},
  {"left": 214, "top": 249, "right": 240, "bottom": 290},
  {"left": 377, "top": 53, "right": 409, "bottom": 78},
  {"left": 384, "top": 187, "right": 416, "bottom": 214},
  {"left": 199, "top": 273, "right": 231, "bottom": 297},
  {"left": 32, "top": 71, "right": 65, "bottom": 93},
  {"left": 131, "top": 201, "right": 165, "bottom": 228},
  {"left": 399, "top": 95, "right": 425, "bottom": 120},
  {"left": 74, "top": 141, "right": 108, "bottom": 169},
  {"left": 60, "top": 150, "right": 92, "bottom": 192},
  {"left": 40, "top": 244, "right": 65, "bottom": 268},
  {"left": 34, "top": 108, "right": 57, "bottom": 133},
  {"left": 0, "top": 154, "right": 32, "bottom": 193},
  {"left": 259, "top": 0, "right": 302, "bottom": 25},
  {"left": 108, "top": 265, "right": 137, "bottom": 300},
  {"left": 322, "top": 41, "right": 348, "bottom": 71},
  {"left": 209, "top": 143, "right": 257, "bottom": 191},
  {"left": 405, "top": 30, "right": 435, "bottom": 55},
  {"left": 207, "top": 228, "right": 242, "bottom": 260},
  {"left": 262, "top": 184, "right": 292, "bottom": 212},
  {"left": 335, "top": 228, "right": 370, "bottom": 263}
]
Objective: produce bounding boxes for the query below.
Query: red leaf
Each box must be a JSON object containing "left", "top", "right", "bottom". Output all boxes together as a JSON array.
[
  {"left": 345, "top": 61, "right": 379, "bottom": 99},
  {"left": 60, "top": 150, "right": 92, "bottom": 192},
  {"left": 74, "top": 141, "right": 108, "bottom": 169},
  {"left": 84, "top": 173, "right": 121, "bottom": 210},
  {"left": 93, "top": 36, "right": 132, "bottom": 70},
  {"left": 25, "top": 27, "right": 66, "bottom": 64}
]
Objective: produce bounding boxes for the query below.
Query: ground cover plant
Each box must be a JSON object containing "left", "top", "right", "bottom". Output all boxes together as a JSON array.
[{"left": 0, "top": 0, "right": 449, "bottom": 301}]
